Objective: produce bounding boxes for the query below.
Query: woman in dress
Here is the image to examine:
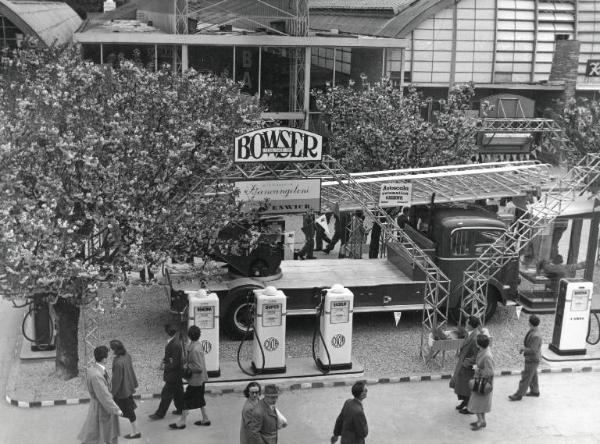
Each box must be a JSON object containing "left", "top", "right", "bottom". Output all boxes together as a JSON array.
[
  {"left": 467, "top": 334, "right": 495, "bottom": 431},
  {"left": 240, "top": 382, "right": 261, "bottom": 444},
  {"left": 169, "top": 325, "right": 211, "bottom": 430},
  {"left": 109, "top": 339, "right": 141, "bottom": 440}
]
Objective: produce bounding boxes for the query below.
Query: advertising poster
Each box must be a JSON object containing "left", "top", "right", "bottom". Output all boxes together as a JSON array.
[
  {"left": 378, "top": 182, "right": 412, "bottom": 207},
  {"left": 235, "top": 178, "right": 321, "bottom": 214}
]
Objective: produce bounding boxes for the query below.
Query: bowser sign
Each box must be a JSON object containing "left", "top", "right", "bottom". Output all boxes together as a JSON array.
[{"left": 234, "top": 127, "right": 322, "bottom": 163}]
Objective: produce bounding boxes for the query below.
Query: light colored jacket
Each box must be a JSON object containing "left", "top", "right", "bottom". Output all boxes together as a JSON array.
[
  {"left": 77, "top": 363, "right": 121, "bottom": 444},
  {"left": 185, "top": 341, "right": 208, "bottom": 386},
  {"left": 240, "top": 398, "right": 259, "bottom": 444}
]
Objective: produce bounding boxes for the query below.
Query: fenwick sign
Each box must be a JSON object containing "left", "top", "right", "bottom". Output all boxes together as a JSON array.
[{"left": 234, "top": 127, "right": 323, "bottom": 163}]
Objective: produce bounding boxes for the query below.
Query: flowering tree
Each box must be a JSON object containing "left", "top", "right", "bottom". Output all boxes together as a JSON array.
[
  {"left": 547, "top": 96, "right": 600, "bottom": 161},
  {"left": 0, "top": 42, "right": 263, "bottom": 379},
  {"left": 312, "top": 79, "right": 479, "bottom": 171}
]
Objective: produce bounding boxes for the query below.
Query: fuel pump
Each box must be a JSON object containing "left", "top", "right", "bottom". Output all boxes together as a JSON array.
[
  {"left": 313, "top": 284, "right": 353, "bottom": 371},
  {"left": 252, "top": 286, "right": 287, "bottom": 374},
  {"left": 187, "top": 289, "right": 220, "bottom": 377},
  {"left": 550, "top": 278, "right": 593, "bottom": 355},
  {"left": 20, "top": 294, "right": 56, "bottom": 352}
]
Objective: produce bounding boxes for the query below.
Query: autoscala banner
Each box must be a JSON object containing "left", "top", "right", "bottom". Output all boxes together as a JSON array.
[
  {"left": 235, "top": 178, "right": 321, "bottom": 214},
  {"left": 234, "top": 127, "right": 323, "bottom": 163}
]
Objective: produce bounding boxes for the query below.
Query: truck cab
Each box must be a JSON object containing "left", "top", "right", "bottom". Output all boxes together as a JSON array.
[{"left": 406, "top": 205, "right": 518, "bottom": 320}]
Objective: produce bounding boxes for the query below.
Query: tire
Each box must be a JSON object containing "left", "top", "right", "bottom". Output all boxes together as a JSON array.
[
  {"left": 448, "top": 286, "right": 498, "bottom": 324},
  {"left": 224, "top": 286, "right": 260, "bottom": 340},
  {"left": 249, "top": 259, "right": 269, "bottom": 277}
]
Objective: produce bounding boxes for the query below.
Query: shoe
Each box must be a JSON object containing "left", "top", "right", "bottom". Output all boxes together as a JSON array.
[
  {"left": 471, "top": 422, "right": 486, "bottom": 431},
  {"left": 148, "top": 414, "right": 163, "bottom": 420},
  {"left": 172, "top": 410, "right": 183, "bottom": 415},
  {"left": 169, "top": 423, "right": 186, "bottom": 430},
  {"left": 508, "top": 394, "right": 522, "bottom": 401},
  {"left": 469, "top": 422, "right": 478, "bottom": 427},
  {"left": 459, "top": 407, "right": 473, "bottom": 414},
  {"left": 525, "top": 392, "right": 540, "bottom": 397},
  {"left": 124, "top": 433, "right": 142, "bottom": 439},
  {"left": 456, "top": 402, "right": 467, "bottom": 410},
  {"left": 194, "top": 420, "right": 211, "bottom": 426},
  {"left": 306, "top": 256, "right": 317, "bottom": 259}
]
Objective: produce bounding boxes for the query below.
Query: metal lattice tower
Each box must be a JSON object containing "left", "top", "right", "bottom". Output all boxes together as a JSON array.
[{"left": 459, "top": 153, "right": 600, "bottom": 325}]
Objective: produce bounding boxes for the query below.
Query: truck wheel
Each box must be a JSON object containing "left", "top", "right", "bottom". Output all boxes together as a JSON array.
[
  {"left": 448, "top": 287, "right": 499, "bottom": 324},
  {"left": 224, "top": 287, "right": 259, "bottom": 340},
  {"left": 249, "top": 259, "right": 269, "bottom": 277}
]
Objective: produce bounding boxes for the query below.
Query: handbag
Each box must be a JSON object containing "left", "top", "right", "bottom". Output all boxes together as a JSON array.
[{"left": 469, "top": 377, "right": 492, "bottom": 395}]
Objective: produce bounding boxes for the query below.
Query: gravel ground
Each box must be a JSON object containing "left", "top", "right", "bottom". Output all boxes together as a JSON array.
[{"left": 10, "top": 284, "right": 600, "bottom": 402}]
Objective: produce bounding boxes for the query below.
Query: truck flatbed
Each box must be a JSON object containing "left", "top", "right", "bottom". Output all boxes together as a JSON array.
[{"left": 168, "top": 258, "right": 417, "bottom": 293}]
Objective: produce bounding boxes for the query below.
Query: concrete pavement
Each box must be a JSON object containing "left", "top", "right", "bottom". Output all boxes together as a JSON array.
[
  {"left": 1, "top": 370, "right": 600, "bottom": 443},
  {"left": 3, "top": 298, "right": 600, "bottom": 443}
]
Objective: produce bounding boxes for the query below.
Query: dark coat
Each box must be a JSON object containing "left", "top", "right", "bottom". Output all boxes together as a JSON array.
[
  {"left": 523, "top": 327, "right": 542, "bottom": 363},
  {"left": 240, "top": 398, "right": 260, "bottom": 444},
  {"left": 163, "top": 335, "right": 183, "bottom": 383},
  {"left": 301, "top": 212, "right": 315, "bottom": 237},
  {"left": 77, "top": 363, "right": 121, "bottom": 444},
  {"left": 452, "top": 328, "right": 480, "bottom": 397},
  {"left": 111, "top": 353, "right": 138, "bottom": 399},
  {"left": 248, "top": 398, "right": 279, "bottom": 444},
  {"left": 333, "top": 398, "right": 368, "bottom": 444}
]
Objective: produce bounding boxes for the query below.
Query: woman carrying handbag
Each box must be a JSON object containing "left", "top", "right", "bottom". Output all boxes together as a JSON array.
[{"left": 467, "top": 334, "right": 494, "bottom": 431}]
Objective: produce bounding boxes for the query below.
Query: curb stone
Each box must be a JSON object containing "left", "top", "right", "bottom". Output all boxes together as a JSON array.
[{"left": 7, "top": 365, "right": 600, "bottom": 408}]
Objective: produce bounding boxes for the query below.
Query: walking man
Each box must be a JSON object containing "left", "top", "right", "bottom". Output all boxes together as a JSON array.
[
  {"left": 331, "top": 381, "right": 369, "bottom": 444},
  {"left": 78, "top": 346, "right": 122, "bottom": 444},
  {"left": 149, "top": 324, "right": 184, "bottom": 420},
  {"left": 248, "top": 384, "right": 286, "bottom": 443},
  {"left": 509, "top": 314, "right": 542, "bottom": 401}
]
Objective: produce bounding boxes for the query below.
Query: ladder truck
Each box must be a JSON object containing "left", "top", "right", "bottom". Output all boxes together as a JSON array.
[{"left": 166, "top": 158, "right": 557, "bottom": 340}]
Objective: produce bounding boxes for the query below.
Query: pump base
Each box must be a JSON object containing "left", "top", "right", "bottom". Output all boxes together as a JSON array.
[
  {"left": 207, "top": 369, "right": 221, "bottom": 378},
  {"left": 31, "top": 344, "right": 56, "bottom": 352},
  {"left": 548, "top": 344, "right": 587, "bottom": 356},
  {"left": 317, "top": 358, "right": 352, "bottom": 371},
  {"left": 251, "top": 362, "right": 287, "bottom": 374}
]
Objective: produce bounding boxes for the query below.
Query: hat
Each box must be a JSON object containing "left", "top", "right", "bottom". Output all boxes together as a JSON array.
[{"left": 264, "top": 384, "right": 279, "bottom": 395}]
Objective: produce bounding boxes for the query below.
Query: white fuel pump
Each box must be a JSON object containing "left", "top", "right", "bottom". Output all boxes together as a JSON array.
[
  {"left": 187, "top": 289, "right": 220, "bottom": 377},
  {"left": 316, "top": 284, "right": 353, "bottom": 371},
  {"left": 252, "top": 286, "right": 287, "bottom": 374},
  {"left": 549, "top": 278, "right": 593, "bottom": 355}
]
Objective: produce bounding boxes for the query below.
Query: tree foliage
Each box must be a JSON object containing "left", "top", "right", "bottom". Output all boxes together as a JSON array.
[
  {"left": 312, "top": 79, "right": 479, "bottom": 172},
  {"left": 548, "top": 96, "right": 600, "bottom": 160},
  {"left": 0, "top": 41, "right": 263, "bottom": 375}
]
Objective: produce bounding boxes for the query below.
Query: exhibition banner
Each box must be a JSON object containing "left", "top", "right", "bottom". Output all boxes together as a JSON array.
[
  {"left": 378, "top": 182, "right": 412, "bottom": 207},
  {"left": 235, "top": 178, "right": 321, "bottom": 214}
]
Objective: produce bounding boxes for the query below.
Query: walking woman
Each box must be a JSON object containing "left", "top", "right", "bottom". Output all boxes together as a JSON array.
[
  {"left": 467, "top": 334, "right": 495, "bottom": 431},
  {"left": 240, "top": 382, "right": 261, "bottom": 444},
  {"left": 169, "top": 325, "right": 211, "bottom": 430},
  {"left": 109, "top": 339, "right": 141, "bottom": 440}
]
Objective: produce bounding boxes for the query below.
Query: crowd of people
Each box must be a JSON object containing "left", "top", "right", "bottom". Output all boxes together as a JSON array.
[
  {"left": 78, "top": 314, "right": 542, "bottom": 442},
  {"left": 450, "top": 314, "right": 543, "bottom": 431}
]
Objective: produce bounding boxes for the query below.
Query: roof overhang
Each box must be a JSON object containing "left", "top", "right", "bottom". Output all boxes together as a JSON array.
[{"left": 73, "top": 32, "right": 407, "bottom": 48}]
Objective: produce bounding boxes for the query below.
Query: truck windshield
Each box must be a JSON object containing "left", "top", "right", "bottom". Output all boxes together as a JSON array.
[{"left": 450, "top": 228, "right": 505, "bottom": 257}]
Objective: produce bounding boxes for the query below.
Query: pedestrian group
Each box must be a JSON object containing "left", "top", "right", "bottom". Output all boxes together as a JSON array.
[{"left": 79, "top": 314, "right": 542, "bottom": 442}]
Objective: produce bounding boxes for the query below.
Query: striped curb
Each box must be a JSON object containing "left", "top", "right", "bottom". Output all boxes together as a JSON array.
[{"left": 7, "top": 365, "right": 600, "bottom": 408}]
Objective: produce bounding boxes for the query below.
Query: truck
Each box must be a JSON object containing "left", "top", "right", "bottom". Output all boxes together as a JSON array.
[{"left": 167, "top": 202, "right": 518, "bottom": 339}]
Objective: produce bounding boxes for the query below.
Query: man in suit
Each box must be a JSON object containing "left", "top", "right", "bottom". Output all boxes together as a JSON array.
[
  {"left": 452, "top": 316, "right": 481, "bottom": 414},
  {"left": 509, "top": 314, "right": 543, "bottom": 401},
  {"left": 149, "top": 324, "right": 184, "bottom": 419},
  {"left": 78, "top": 346, "right": 122, "bottom": 444},
  {"left": 297, "top": 209, "right": 316, "bottom": 259},
  {"left": 248, "top": 384, "right": 285, "bottom": 444},
  {"left": 331, "top": 381, "right": 369, "bottom": 444}
]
